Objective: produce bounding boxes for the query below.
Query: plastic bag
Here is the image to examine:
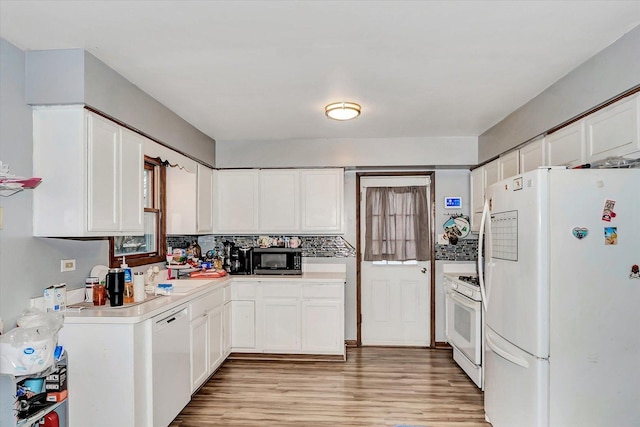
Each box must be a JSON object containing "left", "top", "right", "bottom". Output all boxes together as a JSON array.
[{"left": 0, "top": 309, "right": 63, "bottom": 376}]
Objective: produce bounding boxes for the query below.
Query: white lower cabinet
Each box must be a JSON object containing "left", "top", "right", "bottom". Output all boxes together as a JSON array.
[
  {"left": 262, "top": 284, "right": 302, "bottom": 352},
  {"left": 223, "top": 284, "right": 232, "bottom": 357},
  {"left": 189, "top": 288, "right": 224, "bottom": 392},
  {"left": 253, "top": 281, "right": 345, "bottom": 356},
  {"left": 190, "top": 315, "right": 208, "bottom": 391},
  {"left": 208, "top": 305, "right": 224, "bottom": 373},
  {"left": 301, "top": 284, "right": 344, "bottom": 353},
  {"left": 231, "top": 282, "right": 259, "bottom": 351}
]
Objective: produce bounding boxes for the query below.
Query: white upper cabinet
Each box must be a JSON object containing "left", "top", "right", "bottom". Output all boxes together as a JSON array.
[
  {"left": 470, "top": 159, "right": 498, "bottom": 232},
  {"left": 33, "top": 106, "right": 144, "bottom": 237},
  {"left": 196, "top": 164, "right": 215, "bottom": 234},
  {"left": 483, "top": 159, "right": 500, "bottom": 188},
  {"left": 216, "top": 170, "right": 260, "bottom": 233},
  {"left": 259, "top": 169, "right": 300, "bottom": 233},
  {"left": 586, "top": 94, "right": 639, "bottom": 162},
  {"left": 546, "top": 120, "right": 585, "bottom": 167},
  {"left": 215, "top": 168, "right": 344, "bottom": 235},
  {"left": 519, "top": 136, "right": 546, "bottom": 173},
  {"left": 498, "top": 150, "right": 520, "bottom": 180},
  {"left": 166, "top": 156, "right": 197, "bottom": 235},
  {"left": 300, "top": 169, "right": 344, "bottom": 233}
]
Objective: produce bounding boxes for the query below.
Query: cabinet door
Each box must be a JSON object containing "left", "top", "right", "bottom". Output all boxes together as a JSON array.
[
  {"left": 483, "top": 160, "right": 500, "bottom": 188},
  {"left": 87, "top": 113, "right": 119, "bottom": 232},
  {"left": 300, "top": 169, "right": 344, "bottom": 233},
  {"left": 519, "top": 137, "right": 546, "bottom": 173},
  {"left": 546, "top": 121, "right": 585, "bottom": 167},
  {"left": 166, "top": 164, "right": 197, "bottom": 234},
  {"left": 259, "top": 169, "right": 300, "bottom": 232},
  {"left": 498, "top": 151, "right": 519, "bottom": 180},
  {"left": 470, "top": 167, "right": 484, "bottom": 232},
  {"left": 586, "top": 94, "right": 639, "bottom": 162},
  {"left": 301, "top": 299, "right": 342, "bottom": 353},
  {"left": 231, "top": 300, "right": 256, "bottom": 350},
  {"left": 262, "top": 298, "right": 301, "bottom": 352},
  {"left": 197, "top": 164, "right": 214, "bottom": 233},
  {"left": 119, "top": 128, "right": 144, "bottom": 233},
  {"left": 216, "top": 170, "right": 259, "bottom": 233},
  {"left": 190, "top": 315, "right": 208, "bottom": 392},
  {"left": 223, "top": 301, "right": 232, "bottom": 356},
  {"left": 208, "top": 306, "right": 224, "bottom": 373}
]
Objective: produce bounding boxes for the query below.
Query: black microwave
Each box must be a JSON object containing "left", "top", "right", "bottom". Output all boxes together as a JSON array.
[{"left": 252, "top": 248, "right": 302, "bottom": 275}]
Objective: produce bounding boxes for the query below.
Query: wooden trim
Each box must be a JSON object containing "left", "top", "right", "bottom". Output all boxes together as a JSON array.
[
  {"left": 429, "top": 173, "right": 436, "bottom": 348},
  {"left": 355, "top": 173, "right": 362, "bottom": 346},
  {"left": 345, "top": 340, "right": 358, "bottom": 348},
  {"left": 434, "top": 341, "right": 452, "bottom": 350},
  {"left": 228, "top": 353, "right": 346, "bottom": 362},
  {"left": 355, "top": 171, "right": 436, "bottom": 348},
  {"left": 108, "top": 156, "right": 167, "bottom": 268}
]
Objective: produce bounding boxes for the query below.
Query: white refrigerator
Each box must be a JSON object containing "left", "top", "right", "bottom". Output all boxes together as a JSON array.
[{"left": 479, "top": 167, "right": 640, "bottom": 427}]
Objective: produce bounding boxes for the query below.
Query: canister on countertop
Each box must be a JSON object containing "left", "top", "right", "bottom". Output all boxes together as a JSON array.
[{"left": 85, "top": 277, "right": 99, "bottom": 302}]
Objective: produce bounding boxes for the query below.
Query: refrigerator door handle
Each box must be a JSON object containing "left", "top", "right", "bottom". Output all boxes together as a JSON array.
[
  {"left": 478, "top": 199, "right": 490, "bottom": 311},
  {"left": 486, "top": 331, "right": 529, "bottom": 368}
]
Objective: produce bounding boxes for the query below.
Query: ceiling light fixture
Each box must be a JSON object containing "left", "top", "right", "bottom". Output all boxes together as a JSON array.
[{"left": 325, "top": 101, "right": 361, "bottom": 121}]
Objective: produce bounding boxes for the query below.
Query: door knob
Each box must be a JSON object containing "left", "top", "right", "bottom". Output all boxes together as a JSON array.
[{"left": 421, "top": 268, "right": 427, "bottom": 274}]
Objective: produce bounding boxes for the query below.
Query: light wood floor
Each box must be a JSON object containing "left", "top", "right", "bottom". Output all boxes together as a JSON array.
[{"left": 170, "top": 347, "right": 490, "bottom": 426}]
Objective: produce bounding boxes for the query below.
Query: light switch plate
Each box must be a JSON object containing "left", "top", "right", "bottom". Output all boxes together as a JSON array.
[{"left": 61, "top": 259, "right": 76, "bottom": 272}]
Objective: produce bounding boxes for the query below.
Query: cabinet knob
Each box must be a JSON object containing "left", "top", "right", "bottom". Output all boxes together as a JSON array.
[{"left": 421, "top": 268, "right": 427, "bottom": 274}]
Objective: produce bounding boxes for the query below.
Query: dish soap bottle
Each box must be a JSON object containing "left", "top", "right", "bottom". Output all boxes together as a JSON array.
[{"left": 121, "top": 256, "right": 134, "bottom": 304}]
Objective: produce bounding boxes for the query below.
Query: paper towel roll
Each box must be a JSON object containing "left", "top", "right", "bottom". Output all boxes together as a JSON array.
[{"left": 133, "top": 272, "right": 145, "bottom": 302}]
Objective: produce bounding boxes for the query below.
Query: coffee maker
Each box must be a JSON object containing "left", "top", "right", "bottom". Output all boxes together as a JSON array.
[{"left": 236, "top": 247, "right": 253, "bottom": 275}]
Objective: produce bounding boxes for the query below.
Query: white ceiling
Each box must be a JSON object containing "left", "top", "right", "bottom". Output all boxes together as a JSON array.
[{"left": 1, "top": 1, "right": 639, "bottom": 144}]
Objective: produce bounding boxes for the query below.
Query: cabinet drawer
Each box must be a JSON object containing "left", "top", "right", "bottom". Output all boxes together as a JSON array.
[
  {"left": 301, "top": 284, "right": 343, "bottom": 299},
  {"left": 190, "top": 289, "right": 223, "bottom": 320},
  {"left": 261, "top": 284, "right": 301, "bottom": 298},
  {"left": 231, "top": 282, "right": 257, "bottom": 299}
]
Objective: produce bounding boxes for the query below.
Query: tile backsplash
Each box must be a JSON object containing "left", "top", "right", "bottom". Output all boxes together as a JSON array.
[
  {"left": 168, "top": 235, "right": 357, "bottom": 258},
  {"left": 169, "top": 235, "right": 476, "bottom": 260},
  {"left": 435, "top": 238, "right": 478, "bottom": 261}
]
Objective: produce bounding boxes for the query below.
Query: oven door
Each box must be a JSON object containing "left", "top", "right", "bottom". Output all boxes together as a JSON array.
[{"left": 445, "top": 288, "right": 482, "bottom": 364}]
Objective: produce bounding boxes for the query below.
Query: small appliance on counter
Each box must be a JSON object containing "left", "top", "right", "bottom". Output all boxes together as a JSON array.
[
  {"left": 105, "top": 268, "right": 125, "bottom": 306},
  {"left": 252, "top": 247, "right": 302, "bottom": 275}
]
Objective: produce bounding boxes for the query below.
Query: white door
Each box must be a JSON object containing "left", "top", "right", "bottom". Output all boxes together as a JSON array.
[{"left": 360, "top": 176, "right": 431, "bottom": 346}]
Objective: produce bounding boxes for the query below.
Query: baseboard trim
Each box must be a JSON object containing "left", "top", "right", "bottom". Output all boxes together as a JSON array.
[
  {"left": 229, "top": 352, "right": 345, "bottom": 362},
  {"left": 345, "top": 340, "right": 358, "bottom": 347}
]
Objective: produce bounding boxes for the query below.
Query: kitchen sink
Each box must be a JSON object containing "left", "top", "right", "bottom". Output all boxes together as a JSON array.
[
  {"left": 68, "top": 294, "right": 163, "bottom": 310},
  {"left": 168, "top": 279, "right": 215, "bottom": 294}
]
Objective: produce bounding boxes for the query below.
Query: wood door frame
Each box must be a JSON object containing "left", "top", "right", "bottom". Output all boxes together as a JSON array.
[{"left": 356, "top": 171, "right": 436, "bottom": 347}]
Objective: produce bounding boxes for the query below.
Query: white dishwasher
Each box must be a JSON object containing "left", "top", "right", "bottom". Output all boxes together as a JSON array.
[{"left": 152, "top": 305, "right": 191, "bottom": 427}]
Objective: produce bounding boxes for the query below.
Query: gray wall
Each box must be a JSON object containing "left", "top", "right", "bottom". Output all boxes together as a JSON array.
[
  {"left": 479, "top": 24, "right": 640, "bottom": 163},
  {"left": 25, "top": 48, "right": 216, "bottom": 166},
  {"left": 216, "top": 136, "right": 477, "bottom": 168},
  {"left": 0, "top": 39, "right": 109, "bottom": 330}
]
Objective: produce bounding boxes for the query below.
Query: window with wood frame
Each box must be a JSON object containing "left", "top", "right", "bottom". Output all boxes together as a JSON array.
[{"left": 109, "top": 156, "right": 166, "bottom": 267}]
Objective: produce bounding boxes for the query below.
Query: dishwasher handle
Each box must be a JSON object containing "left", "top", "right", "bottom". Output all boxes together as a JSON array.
[{"left": 154, "top": 307, "right": 188, "bottom": 329}]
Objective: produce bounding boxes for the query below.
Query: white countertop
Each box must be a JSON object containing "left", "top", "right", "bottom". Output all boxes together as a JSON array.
[{"left": 62, "top": 272, "right": 346, "bottom": 325}]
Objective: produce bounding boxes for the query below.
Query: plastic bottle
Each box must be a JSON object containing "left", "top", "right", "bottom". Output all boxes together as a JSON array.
[{"left": 121, "top": 256, "right": 134, "bottom": 304}]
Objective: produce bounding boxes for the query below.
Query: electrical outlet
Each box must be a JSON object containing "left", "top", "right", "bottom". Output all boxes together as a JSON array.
[{"left": 61, "top": 259, "right": 76, "bottom": 272}]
